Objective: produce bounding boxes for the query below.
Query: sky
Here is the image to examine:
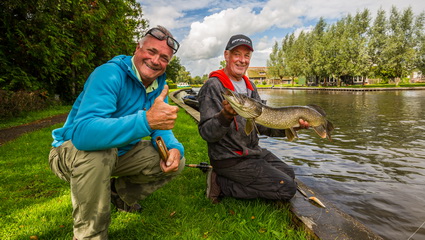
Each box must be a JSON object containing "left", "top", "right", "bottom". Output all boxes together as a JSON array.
[{"left": 139, "top": 0, "right": 425, "bottom": 78}]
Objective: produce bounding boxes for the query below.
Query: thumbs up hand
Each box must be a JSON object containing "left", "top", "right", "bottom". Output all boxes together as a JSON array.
[{"left": 146, "top": 85, "right": 179, "bottom": 130}]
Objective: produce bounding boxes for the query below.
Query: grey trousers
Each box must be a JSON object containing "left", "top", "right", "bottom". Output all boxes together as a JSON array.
[
  {"left": 48, "top": 140, "right": 185, "bottom": 239},
  {"left": 214, "top": 149, "right": 296, "bottom": 201}
]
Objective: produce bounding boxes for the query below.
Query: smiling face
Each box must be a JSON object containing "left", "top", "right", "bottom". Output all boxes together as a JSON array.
[
  {"left": 133, "top": 35, "right": 173, "bottom": 87},
  {"left": 223, "top": 45, "right": 252, "bottom": 81}
]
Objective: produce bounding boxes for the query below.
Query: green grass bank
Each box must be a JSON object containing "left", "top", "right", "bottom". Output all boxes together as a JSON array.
[{"left": 0, "top": 105, "right": 308, "bottom": 239}]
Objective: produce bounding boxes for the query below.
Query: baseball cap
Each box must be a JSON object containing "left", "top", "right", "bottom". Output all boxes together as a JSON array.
[{"left": 225, "top": 34, "right": 254, "bottom": 52}]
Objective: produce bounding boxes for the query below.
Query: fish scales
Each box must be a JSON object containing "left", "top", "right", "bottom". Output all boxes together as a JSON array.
[
  {"left": 256, "top": 105, "right": 326, "bottom": 129},
  {"left": 222, "top": 88, "right": 334, "bottom": 141}
]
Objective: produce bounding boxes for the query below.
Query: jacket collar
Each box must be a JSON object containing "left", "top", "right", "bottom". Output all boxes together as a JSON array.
[{"left": 209, "top": 69, "right": 253, "bottom": 91}]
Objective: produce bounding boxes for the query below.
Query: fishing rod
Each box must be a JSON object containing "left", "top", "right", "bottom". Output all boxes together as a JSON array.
[{"left": 185, "top": 162, "right": 212, "bottom": 173}]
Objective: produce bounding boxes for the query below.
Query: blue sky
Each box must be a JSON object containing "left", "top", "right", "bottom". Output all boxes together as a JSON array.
[{"left": 139, "top": 0, "right": 425, "bottom": 77}]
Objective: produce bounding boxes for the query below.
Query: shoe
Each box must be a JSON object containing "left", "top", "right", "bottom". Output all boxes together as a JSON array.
[
  {"left": 206, "top": 169, "right": 221, "bottom": 204},
  {"left": 110, "top": 179, "right": 142, "bottom": 213}
]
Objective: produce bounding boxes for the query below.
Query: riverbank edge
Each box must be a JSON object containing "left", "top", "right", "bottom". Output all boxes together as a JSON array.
[
  {"left": 261, "top": 86, "right": 425, "bottom": 91},
  {"left": 171, "top": 88, "right": 384, "bottom": 240}
]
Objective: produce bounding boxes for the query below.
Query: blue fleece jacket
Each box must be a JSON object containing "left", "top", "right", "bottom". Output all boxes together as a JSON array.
[{"left": 51, "top": 55, "right": 184, "bottom": 157}]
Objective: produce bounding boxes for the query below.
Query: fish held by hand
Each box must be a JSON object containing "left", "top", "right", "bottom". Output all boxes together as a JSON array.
[{"left": 222, "top": 89, "right": 334, "bottom": 141}]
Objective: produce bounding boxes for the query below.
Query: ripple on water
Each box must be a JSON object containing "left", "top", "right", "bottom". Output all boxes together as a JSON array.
[{"left": 257, "top": 89, "right": 425, "bottom": 240}]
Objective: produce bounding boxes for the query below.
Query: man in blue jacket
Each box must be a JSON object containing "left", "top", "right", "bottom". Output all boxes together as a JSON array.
[{"left": 48, "top": 25, "right": 185, "bottom": 239}]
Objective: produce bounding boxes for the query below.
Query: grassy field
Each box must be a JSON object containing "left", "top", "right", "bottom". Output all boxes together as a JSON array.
[{"left": 0, "top": 104, "right": 308, "bottom": 239}]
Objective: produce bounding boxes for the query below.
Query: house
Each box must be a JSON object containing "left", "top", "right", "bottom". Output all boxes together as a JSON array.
[
  {"left": 246, "top": 67, "right": 269, "bottom": 84},
  {"left": 246, "top": 67, "right": 291, "bottom": 85}
]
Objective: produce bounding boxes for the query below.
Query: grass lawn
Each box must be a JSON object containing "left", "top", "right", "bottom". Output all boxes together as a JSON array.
[{"left": 0, "top": 104, "right": 308, "bottom": 239}]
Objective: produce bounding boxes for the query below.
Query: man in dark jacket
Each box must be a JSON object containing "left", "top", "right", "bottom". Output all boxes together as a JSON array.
[{"left": 198, "top": 34, "right": 308, "bottom": 203}]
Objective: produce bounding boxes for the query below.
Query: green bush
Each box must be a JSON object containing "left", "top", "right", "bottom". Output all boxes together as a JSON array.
[
  {"left": 0, "top": 90, "right": 57, "bottom": 120},
  {"left": 168, "top": 83, "right": 177, "bottom": 89}
]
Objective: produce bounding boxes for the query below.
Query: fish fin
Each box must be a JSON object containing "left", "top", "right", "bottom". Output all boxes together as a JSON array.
[
  {"left": 245, "top": 119, "right": 255, "bottom": 135},
  {"left": 313, "top": 125, "right": 327, "bottom": 138},
  {"left": 307, "top": 104, "right": 326, "bottom": 116},
  {"left": 253, "top": 121, "right": 260, "bottom": 135},
  {"left": 285, "top": 128, "right": 298, "bottom": 141},
  {"left": 309, "top": 197, "right": 326, "bottom": 208}
]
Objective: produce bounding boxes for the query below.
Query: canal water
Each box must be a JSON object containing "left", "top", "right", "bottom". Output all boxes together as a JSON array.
[{"left": 257, "top": 89, "right": 425, "bottom": 240}]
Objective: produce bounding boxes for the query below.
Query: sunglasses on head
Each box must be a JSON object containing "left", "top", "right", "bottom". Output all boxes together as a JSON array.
[{"left": 145, "top": 28, "right": 180, "bottom": 54}]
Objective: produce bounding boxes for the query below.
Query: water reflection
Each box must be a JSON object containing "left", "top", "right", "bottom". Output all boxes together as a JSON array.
[{"left": 258, "top": 89, "right": 425, "bottom": 240}]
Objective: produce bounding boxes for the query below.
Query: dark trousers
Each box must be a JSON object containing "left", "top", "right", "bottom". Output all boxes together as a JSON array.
[{"left": 214, "top": 149, "right": 296, "bottom": 201}]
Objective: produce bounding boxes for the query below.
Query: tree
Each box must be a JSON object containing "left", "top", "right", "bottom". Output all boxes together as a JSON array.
[
  {"left": 326, "top": 17, "right": 351, "bottom": 86},
  {"left": 286, "top": 32, "right": 309, "bottom": 86},
  {"left": 176, "top": 66, "right": 191, "bottom": 83},
  {"left": 352, "top": 10, "right": 371, "bottom": 84},
  {"left": 165, "top": 56, "right": 183, "bottom": 83},
  {"left": 219, "top": 60, "right": 226, "bottom": 69},
  {"left": 266, "top": 6, "right": 424, "bottom": 86},
  {"left": 414, "top": 12, "right": 425, "bottom": 74},
  {"left": 0, "top": 0, "right": 147, "bottom": 102},
  {"left": 267, "top": 40, "right": 285, "bottom": 85},
  {"left": 368, "top": 8, "right": 388, "bottom": 81},
  {"left": 309, "top": 17, "right": 328, "bottom": 85},
  {"left": 384, "top": 6, "right": 416, "bottom": 84}
]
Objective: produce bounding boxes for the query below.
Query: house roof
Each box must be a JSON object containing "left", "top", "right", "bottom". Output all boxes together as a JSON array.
[
  {"left": 246, "top": 67, "right": 291, "bottom": 81},
  {"left": 246, "top": 67, "right": 269, "bottom": 78}
]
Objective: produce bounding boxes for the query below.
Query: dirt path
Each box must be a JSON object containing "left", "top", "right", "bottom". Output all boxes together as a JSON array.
[{"left": 0, "top": 113, "right": 68, "bottom": 146}]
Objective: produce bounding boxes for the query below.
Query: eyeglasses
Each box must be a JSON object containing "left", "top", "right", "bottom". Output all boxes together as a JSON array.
[{"left": 145, "top": 28, "right": 180, "bottom": 54}]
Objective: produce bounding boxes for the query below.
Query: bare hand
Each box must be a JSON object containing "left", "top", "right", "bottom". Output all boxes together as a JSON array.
[
  {"left": 160, "top": 148, "right": 181, "bottom": 173},
  {"left": 146, "top": 85, "right": 179, "bottom": 130},
  {"left": 221, "top": 99, "right": 237, "bottom": 119}
]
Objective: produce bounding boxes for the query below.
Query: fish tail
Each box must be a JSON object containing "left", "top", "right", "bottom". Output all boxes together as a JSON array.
[
  {"left": 313, "top": 120, "right": 335, "bottom": 141},
  {"left": 313, "top": 125, "right": 327, "bottom": 139}
]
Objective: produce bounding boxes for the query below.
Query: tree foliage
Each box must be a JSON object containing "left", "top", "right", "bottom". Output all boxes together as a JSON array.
[
  {"left": 268, "top": 6, "right": 425, "bottom": 86},
  {"left": 165, "top": 56, "right": 183, "bottom": 83},
  {"left": 0, "top": 0, "right": 147, "bottom": 103}
]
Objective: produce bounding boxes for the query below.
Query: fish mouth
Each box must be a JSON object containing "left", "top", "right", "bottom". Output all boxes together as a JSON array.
[
  {"left": 222, "top": 88, "right": 262, "bottom": 119},
  {"left": 222, "top": 88, "right": 235, "bottom": 97},
  {"left": 222, "top": 89, "right": 241, "bottom": 104}
]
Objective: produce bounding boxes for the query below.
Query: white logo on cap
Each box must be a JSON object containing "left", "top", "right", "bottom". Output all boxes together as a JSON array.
[{"left": 232, "top": 38, "right": 251, "bottom": 45}]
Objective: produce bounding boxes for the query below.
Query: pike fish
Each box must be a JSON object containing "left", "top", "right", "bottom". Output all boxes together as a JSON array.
[{"left": 222, "top": 89, "right": 334, "bottom": 141}]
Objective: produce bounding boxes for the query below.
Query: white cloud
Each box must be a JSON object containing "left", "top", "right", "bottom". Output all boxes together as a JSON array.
[
  {"left": 144, "top": 6, "right": 184, "bottom": 29},
  {"left": 177, "top": 2, "right": 308, "bottom": 76},
  {"left": 258, "top": 0, "right": 304, "bottom": 28},
  {"left": 179, "top": 7, "right": 256, "bottom": 60},
  {"left": 138, "top": 0, "right": 425, "bottom": 77}
]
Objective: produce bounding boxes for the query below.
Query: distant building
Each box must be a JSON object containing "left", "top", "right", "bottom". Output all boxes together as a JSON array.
[
  {"left": 177, "top": 82, "right": 190, "bottom": 88},
  {"left": 246, "top": 67, "right": 268, "bottom": 84},
  {"left": 411, "top": 71, "right": 425, "bottom": 83},
  {"left": 246, "top": 67, "right": 291, "bottom": 85}
]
